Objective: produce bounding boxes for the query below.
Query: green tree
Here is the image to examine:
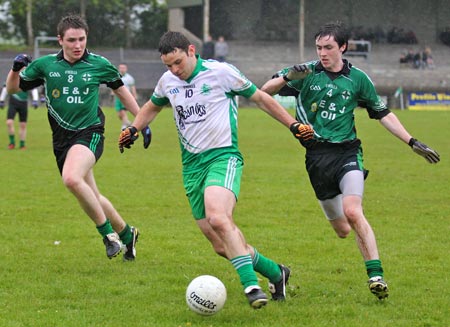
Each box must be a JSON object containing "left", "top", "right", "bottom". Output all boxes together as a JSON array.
[
  {"left": 133, "top": 0, "right": 167, "bottom": 48},
  {"left": 0, "top": 0, "right": 167, "bottom": 48}
]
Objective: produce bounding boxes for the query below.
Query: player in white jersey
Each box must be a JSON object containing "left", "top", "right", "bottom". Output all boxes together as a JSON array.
[
  {"left": 118, "top": 31, "right": 314, "bottom": 309},
  {"left": 114, "top": 63, "right": 137, "bottom": 130}
]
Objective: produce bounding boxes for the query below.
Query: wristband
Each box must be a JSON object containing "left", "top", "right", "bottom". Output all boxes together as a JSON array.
[
  {"left": 283, "top": 75, "right": 291, "bottom": 82},
  {"left": 128, "top": 126, "right": 137, "bottom": 134},
  {"left": 408, "top": 137, "right": 416, "bottom": 147}
]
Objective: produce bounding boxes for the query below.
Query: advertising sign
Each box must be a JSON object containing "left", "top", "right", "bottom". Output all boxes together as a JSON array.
[{"left": 408, "top": 92, "right": 450, "bottom": 110}]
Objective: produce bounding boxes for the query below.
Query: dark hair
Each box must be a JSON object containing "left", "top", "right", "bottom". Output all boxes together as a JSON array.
[
  {"left": 158, "top": 31, "right": 190, "bottom": 55},
  {"left": 57, "top": 14, "right": 89, "bottom": 38},
  {"left": 314, "top": 21, "right": 349, "bottom": 54}
]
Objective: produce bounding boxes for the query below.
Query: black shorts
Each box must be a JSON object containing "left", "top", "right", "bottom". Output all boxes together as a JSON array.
[
  {"left": 7, "top": 96, "right": 28, "bottom": 122},
  {"left": 305, "top": 139, "right": 367, "bottom": 200},
  {"left": 49, "top": 113, "right": 105, "bottom": 174}
]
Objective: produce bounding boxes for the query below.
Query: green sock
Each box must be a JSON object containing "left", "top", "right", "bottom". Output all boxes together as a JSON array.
[
  {"left": 252, "top": 248, "right": 282, "bottom": 283},
  {"left": 96, "top": 219, "right": 114, "bottom": 237},
  {"left": 118, "top": 224, "right": 132, "bottom": 245},
  {"left": 365, "top": 259, "right": 384, "bottom": 278},
  {"left": 20, "top": 140, "right": 25, "bottom": 148},
  {"left": 230, "top": 255, "right": 258, "bottom": 290},
  {"left": 8, "top": 135, "right": 15, "bottom": 145}
]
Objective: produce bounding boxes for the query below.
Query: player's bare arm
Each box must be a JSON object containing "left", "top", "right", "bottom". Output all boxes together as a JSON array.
[
  {"left": 251, "top": 88, "right": 314, "bottom": 141},
  {"left": 379, "top": 112, "right": 412, "bottom": 143},
  {"left": 118, "top": 99, "right": 162, "bottom": 152},
  {"left": 113, "top": 85, "right": 140, "bottom": 116},
  {"left": 130, "top": 100, "right": 162, "bottom": 132},
  {"left": 261, "top": 64, "right": 311, "bottom": 96},
  {"left": 5, "top": 71, "right": 21, "bottom": 94},
  {"left": 250, "top": 89, "right": 296, "bottom": 128},
  {"left": 131, "top": 85, "right": 138, "bottom": 99},
  {"left": 260, "top": 76, "right": 285, "bottom": 96},
  {"left": 380, "top": 112, "right": 440, "bottom": 163}
]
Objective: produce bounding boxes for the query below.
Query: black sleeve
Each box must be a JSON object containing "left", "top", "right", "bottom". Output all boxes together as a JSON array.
[
  {"left": 106, "top": 78, "right": 124, "bottom": 90},
  {"left": 19, "top": 78, "right": 44, "bottom": 92},
  {"left": 366, "top": 107, "right": 391, "bottom": 120},
  {"left": 279, "top": 86, "right": 299, "bottom": 97},
  {"left": 271, "top": 72, "right": 299, "bottom": 97}
]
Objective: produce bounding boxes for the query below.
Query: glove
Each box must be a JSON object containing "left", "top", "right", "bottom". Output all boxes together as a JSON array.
[
  {"left": 141, "top": 125, "right": 152, "bottom": 149},
  {"left": 284, "top": 64, "right": 311, "bottom": 81},
  {"left": 119, "top": 126, "right": 139, "bottom": 153},
  {"left": 12, "top": 54, "right": 32, "bottom": 72},
  {"left": 290, "top": 122, "right": 314, "bottom": 141},
  {"left": 0, "top": 100, "right": 4, "bottom": 109},
  {"left": 408, "top": 138, "right": 440, "bottom": 164},
  {"left": 32, "top": 100, "right": 38, "bottom": 109}
]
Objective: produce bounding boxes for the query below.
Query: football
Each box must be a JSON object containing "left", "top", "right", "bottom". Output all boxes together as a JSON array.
[{"left": 186, "top": 275, "right": 227, "bottom": 315}]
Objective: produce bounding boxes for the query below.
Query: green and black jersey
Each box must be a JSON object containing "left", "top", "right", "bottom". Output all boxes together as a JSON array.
[
  {"left": 19, "top": 50, "right": 123, "bottom": 131},
  {"left": 278, "top": 59, "right": 388, "bottom": 143}
]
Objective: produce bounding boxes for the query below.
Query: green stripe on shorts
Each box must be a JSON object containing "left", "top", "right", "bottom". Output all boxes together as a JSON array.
[{"left": 90, "top": 132, "right": 101, "bottom": 152}]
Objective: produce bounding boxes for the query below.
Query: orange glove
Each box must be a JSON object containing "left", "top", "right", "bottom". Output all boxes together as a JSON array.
[
  {"left": 119, "top": 126, "right": 139, "bottom": 153},
  {"left": 289, "top": 122, "right": 314, "bottom": 141}
]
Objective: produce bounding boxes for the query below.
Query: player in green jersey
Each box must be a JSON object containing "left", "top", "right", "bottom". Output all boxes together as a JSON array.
[
  {"left": 5, "top": 14, "right": 149, "bottom": 261},
  {"left": 0, "top": 83, "right": 39, "bottom": 149},
  {"left": 262, "top": 21, "right": 440, "bottom": 300},
  {"left": 118, "top": 31, "right": 313, "bottom": 309}
]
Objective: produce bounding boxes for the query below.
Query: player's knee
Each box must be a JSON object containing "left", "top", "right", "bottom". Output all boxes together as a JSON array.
[
  {"left": 208, "top": 214, "right": 232, "bottom": 232},
  {"left": 61, "top": 174, "right": 82, "bottom": 192},
  {"left": 335, "top": 225, "right": 351, "bottom": 238},
  {"left": 343, "top": 206, "right": 362, "bottom": 223}
]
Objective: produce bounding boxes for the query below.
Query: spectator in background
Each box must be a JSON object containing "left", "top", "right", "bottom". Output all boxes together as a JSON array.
[
  {"left": 412, "top": 50, "right": 422, "bottom": 69},
  {"left": 214, "top": 35, "right": 229, "bottom": 62},
  {"left": 387, "top": 26, "right": 418, "bottom": 44},
  {"left": 404, "top": 29, "right": 418, "bottom": 44},
  {"left": 201, "top": 34, "right": 215, "bottom": 60},
  {"left": 399, "top": 50, "right": 409, "bottom": 67},
  {"left": 0, "top": 83, "right": 39, "bottom": 149},
  {"left": 421, "top": 46, "right": 435, "bottom": 69}
]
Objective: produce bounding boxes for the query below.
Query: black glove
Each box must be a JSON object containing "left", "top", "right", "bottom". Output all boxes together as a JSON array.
[
  {"left": 119, "top": 126, "right": 139, "bottom": 153},
  {"left": 0, "top": 100, "right": 4, "bottom": 109},
  {"left": 408, "top": 138, "right": 440, "bottom": 163},
  {"left": 290, "top": 122, "right": 314, "bottom": 141},
  {"left": 284, "top": 64, "right": 311, "bottom": 81},
  {"left": 12, "top": 54, "right": 32, "bottom": 72},
  {"left": 141, "top": 126, "right": 152, "bottom": 149},
  {"left": 32, "top": 100, "right": 38, "bottom": 109}
]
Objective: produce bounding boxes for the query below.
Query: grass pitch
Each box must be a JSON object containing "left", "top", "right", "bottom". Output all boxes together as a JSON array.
[{"left": 0, "top": 105, "right": 448, "bottom": 327}]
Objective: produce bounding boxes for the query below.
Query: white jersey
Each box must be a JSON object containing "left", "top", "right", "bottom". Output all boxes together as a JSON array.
[
  {"left": 151, "top": 57, "right": 257, "bottom": 170},
  {"left": 121, "top": 73, "right": 135, "bottom": 91}
]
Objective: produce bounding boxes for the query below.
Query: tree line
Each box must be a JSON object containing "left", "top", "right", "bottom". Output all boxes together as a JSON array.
[{"left": 0, "top": 0, "right": 168, "bottom": 48}]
